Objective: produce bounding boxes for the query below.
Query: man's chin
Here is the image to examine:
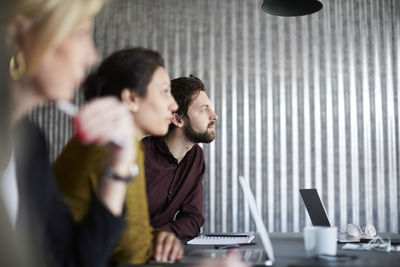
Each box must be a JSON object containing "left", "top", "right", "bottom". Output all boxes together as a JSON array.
[
  {"left": 203, "top": 132, "right": 216, "bottom": 143},
  {"left": 208, "top": 129, "right": 216, "bottom": 137}
]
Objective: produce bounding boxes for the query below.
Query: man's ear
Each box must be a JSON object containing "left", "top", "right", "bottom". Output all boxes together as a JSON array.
[
  {"left": 170, "top": 113, "right": 185, "bottom": 128},
  {"left": 121, "top": 88, "right": 140, "bottom": 112},
  {"left": 5, "top": 16, "right": 33, "bottom": 55}
]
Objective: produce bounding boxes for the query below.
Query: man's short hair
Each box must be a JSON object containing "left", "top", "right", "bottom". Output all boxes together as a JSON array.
[{"left": 168, "top": 75, "right": 206, "bottom": 133}]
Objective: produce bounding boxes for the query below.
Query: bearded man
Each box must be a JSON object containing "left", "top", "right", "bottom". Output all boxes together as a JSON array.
[{"left": 142, "top": 75, "right": 218, "bottom": 239}]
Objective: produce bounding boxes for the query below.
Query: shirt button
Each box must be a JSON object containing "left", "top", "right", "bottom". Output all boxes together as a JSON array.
[{"left": 169, "top": 190, "right": 173, "bottom": 195}]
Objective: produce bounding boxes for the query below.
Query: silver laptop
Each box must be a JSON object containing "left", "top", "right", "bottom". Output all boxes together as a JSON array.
[
  {"left": 299, "top": 189, "right": 360, "bottom": 243},
  {"left": 182, "top": 176, "right": 275, "bottom": 266}
]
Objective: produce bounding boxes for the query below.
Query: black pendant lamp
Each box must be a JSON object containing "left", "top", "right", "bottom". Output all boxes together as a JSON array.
[{"left": 262, "top": 0, "right": 323, "bottom": 17}]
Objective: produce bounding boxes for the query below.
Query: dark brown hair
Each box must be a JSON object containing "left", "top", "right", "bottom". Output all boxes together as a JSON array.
[
  {"left": 83, "top": 47, "right": 165, "bottom": 101},
  {"left": 168, "top": 74, "right": 206, "bottom": 132}
]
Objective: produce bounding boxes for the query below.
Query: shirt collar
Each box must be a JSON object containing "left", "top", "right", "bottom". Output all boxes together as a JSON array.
[{"left": 153, "top": 137, "right": 177, "bottom": 161}]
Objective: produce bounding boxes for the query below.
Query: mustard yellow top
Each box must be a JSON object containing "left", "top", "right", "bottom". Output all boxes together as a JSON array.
[{"left": 53, "top": 138, "right": 156, "bottom": 264}]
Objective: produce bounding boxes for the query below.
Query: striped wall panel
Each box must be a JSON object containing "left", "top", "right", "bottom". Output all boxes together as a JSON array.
[{"left": 31, "top": 0, "right": 400, "bottom": 233}]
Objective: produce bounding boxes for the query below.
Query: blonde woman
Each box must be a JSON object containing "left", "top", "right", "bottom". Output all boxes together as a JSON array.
[{"left": 0, "top": 0, "right": 136, "bottom": 266}]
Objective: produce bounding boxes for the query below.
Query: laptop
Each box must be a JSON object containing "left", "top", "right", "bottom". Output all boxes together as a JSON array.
[
  {"left": 299, "top": 189, "right": 360, "bottom": 243},
  {"left": 182, "top": 176, "right": 275, "bottom": 266}
]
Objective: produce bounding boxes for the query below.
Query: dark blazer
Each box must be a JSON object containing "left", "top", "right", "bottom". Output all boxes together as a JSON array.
[{"left": 13, "top": 118, "right": 125, "bottom": 267}]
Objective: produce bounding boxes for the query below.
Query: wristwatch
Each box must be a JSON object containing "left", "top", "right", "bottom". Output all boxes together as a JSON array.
[{"left": 103, "top": 163, "right": 139, "bottom": 183}]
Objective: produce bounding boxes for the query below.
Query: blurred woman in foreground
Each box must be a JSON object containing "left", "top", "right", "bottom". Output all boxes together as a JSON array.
[{"left": 0, "top": 0, "right": 135, "bottom": 266}]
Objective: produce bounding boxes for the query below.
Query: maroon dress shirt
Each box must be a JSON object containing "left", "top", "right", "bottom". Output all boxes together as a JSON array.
[{"left": 142, "top": 136, "right": 205, "bottom": 239}]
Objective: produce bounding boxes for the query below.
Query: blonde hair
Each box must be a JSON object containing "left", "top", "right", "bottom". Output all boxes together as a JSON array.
[{"left": 7, "top": 0, "right": 107, "bottom": 74}]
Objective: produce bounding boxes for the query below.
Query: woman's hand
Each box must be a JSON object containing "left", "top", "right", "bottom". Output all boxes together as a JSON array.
[
  {"left": 74, "top": 97, "right": 136, "bottom": 172},
  {"left": 154, "top": 231, "right": 184, "bottom": 262},
  {"left": 73, "top": 97, "right": 136, "bottom": 216}
]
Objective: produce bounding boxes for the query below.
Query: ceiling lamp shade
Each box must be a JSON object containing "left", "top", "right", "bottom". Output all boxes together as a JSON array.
[{"left": 261, "top": 0, "right": 323, "bottom": 17}]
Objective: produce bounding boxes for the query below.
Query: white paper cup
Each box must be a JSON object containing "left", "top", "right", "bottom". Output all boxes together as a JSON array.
[{"left": 303, "top": 226, "right": 337, "bottom": 257}]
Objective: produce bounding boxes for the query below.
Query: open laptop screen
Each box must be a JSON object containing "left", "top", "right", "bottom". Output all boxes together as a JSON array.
[
  {"left": 299, "top": 189, "right": 331, "bottom": 227},
  {"left": 239, "top": 176, "right": 275, "bottom": 264}
]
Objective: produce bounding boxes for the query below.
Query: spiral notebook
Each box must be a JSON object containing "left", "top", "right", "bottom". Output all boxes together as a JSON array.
[{"left": 187, "top": 232, "right": 255, "bottom": 245}]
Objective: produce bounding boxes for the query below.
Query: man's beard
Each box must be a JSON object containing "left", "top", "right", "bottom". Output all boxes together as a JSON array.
[{"left": 183, "top": 118, "right": 216, "bottom": 144}]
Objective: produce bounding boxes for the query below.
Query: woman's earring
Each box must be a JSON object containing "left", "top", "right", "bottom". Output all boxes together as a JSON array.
[
  {"left": 9, "top": 52, "right": 26, "bottom": 80},
  {"left": 132, "top": 104, "right": 139, "bottom": 112}
]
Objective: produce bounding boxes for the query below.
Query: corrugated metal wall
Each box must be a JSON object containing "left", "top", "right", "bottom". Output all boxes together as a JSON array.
[{"left": 31, "top": 0, "right": 400, "bottom": 233}]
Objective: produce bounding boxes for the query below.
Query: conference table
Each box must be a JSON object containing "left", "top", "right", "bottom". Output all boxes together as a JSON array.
[{"left": 119, "top": 232, "right": 400, "bottom": 267}]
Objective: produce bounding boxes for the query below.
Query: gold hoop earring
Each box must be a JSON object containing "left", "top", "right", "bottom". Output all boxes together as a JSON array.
[{"left": 9, "top": 52, "right": 26, "bottom": 80}]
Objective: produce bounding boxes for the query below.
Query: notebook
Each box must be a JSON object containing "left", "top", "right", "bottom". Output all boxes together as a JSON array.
[
  {"left": 187, "top": 232, "right": 255, "bottom": 245},
  {"left": 299, "top": 189, "right": 360, "bottom": 243},
  {"left": 182, "top": 176, "right": 275, "bottom": 266}
]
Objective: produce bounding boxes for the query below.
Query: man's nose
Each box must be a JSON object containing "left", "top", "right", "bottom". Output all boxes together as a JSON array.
[{"left": 210, "top": 109, "right": 218, "bottom": 121}]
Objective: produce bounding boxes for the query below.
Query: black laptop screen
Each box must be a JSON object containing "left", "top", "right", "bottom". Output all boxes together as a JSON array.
[{"left": 299, "top": 189, "right": 331, "bottom": 227}]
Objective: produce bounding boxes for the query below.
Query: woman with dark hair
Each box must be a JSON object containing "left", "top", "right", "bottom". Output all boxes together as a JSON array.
[{"left": 53, "top": 47, "right": 183, "bottom": 265}]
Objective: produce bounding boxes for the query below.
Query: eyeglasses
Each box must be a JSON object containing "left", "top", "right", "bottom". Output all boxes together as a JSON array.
[
  {"left": 342, "top": 223, "right": 377, "bottom": 238},
  {"left": 341, "top": 224, "right": 399, "bottom": 252}
]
